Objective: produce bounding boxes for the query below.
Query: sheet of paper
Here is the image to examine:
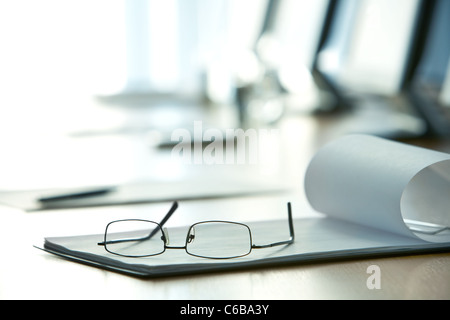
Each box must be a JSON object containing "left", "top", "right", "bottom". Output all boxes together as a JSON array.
[
  {"left": 304, "top": 134, "right": 450, "bottom": 242},
  {"left": 0, "top": 176, "right": 288, "bottom": 211}
]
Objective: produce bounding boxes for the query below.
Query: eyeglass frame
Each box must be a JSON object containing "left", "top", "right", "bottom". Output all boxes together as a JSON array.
[{"left": 98, "top": 201, "right": 295, "bottom": 259}]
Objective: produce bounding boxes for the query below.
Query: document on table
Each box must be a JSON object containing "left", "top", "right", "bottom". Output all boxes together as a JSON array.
[
  {"left": 0, "top": 176, "right": 288, "bottom": 212},
  {"left": 38, "top": 135, "right": 450, "bottom": 277}
]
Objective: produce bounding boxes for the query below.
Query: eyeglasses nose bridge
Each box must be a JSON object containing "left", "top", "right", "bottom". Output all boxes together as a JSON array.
[
  {"left": 162, "top": 227, "right": 170, "bottom": 245},
  {"left": 187, "top": 227, "right": 195, "bottom": 244}
]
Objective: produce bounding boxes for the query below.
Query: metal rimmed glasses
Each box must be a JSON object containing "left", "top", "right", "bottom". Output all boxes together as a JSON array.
[{"left": 98, "top": 201, "right": 295, "bottom": 259}]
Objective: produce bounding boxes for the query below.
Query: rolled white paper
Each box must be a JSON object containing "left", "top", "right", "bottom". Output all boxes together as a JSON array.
[{"left": 304, "top": 134, "right": 450, "bottom": 242}]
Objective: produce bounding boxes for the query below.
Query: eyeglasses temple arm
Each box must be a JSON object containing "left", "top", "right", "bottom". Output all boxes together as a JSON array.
[
  {"left": 97, "top": 201, "right": 179, "bottom": 246},
  {"left": 252, "top": 202, "right": 295, "bottom": 249},
  {"left": 149, "top": 201, "right": 178, "bottom": 238}
]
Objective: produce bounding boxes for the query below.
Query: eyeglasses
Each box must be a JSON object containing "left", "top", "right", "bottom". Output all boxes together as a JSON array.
[{"left": 98, "top": 201, "right": 295, "bottom": 259}]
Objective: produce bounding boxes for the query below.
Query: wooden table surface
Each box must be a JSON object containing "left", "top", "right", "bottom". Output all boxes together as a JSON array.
[
  {"left": 1, "top": 193, "right": 449, "bottom": 300},
  {"left": 0, "top": 107, "right": 449, "bottom": 300}
]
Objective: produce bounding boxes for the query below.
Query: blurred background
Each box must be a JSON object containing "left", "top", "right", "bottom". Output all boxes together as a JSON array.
[{"left": 0, "top": 0, "right": 449, "bottom": 207}]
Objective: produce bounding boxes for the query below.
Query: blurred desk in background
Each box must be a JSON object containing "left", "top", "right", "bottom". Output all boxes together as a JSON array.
[{"left": 0, "top": 102, "right": 449, "bottom": 299}]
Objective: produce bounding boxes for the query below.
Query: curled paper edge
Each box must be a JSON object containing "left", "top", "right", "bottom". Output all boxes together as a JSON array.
[{"left": 304, "top": 134, "right": 450, "bottom": 243}]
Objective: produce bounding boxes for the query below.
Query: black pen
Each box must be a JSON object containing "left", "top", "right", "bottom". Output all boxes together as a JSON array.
[{"left": 38, "top": 187, "right": 115, "bottom": 203}]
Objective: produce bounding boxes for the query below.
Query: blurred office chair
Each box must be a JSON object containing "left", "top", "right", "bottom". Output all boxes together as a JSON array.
[
  {"left": 312, "top": 0, "right": 431, "bottom": 138},
  {"left": 237, "top": 0, "right": 333, "bottom": 124},
  {"left": 407, "top": 0, "right": 450, "bottom": 137}
]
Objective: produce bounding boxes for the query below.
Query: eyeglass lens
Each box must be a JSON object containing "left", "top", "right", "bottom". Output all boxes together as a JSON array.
[
  {"left": 105, "top": 220, "right": 165, "bottom": 257},
  {"left": 186, "top": 221, "right": 252, "bottom": 259}
]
